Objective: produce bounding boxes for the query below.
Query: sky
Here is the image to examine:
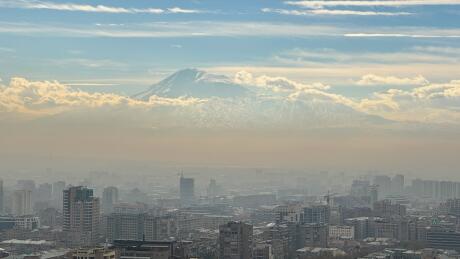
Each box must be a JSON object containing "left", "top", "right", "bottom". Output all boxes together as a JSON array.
[{"left": 0, "top": 0, "right": 460, "bottom": 176}]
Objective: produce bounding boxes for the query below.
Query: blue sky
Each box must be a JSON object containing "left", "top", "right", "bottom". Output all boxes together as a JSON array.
[{"left": 1, "top": 0, "right": 460, "bottom": 94}]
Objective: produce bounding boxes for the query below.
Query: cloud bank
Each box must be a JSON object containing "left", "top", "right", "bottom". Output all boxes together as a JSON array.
[{"left": 1, "top": 71, "right": 459, "bottom": 127}]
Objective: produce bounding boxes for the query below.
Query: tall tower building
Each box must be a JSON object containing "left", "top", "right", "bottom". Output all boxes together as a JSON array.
[
  {"left": 52, "top": 181, "right": 66, "bottom": 211},
  {"left": 179, "top": 175, "right": 195, "bottom": 207},
  {"left": 12, "top": 190, "right": 32, "bottom": 216},
  {"left": 0, "top": 179, "right": 4, "bottom": 214},
  {"left": 102, "top": 186, "right": 119, "bottom": 214},
  {"left": 63, "top": 186, "right": 100, "bottom": 244},
  {"left": 219, "top": 221, "right": 253, "bottom": 259}
]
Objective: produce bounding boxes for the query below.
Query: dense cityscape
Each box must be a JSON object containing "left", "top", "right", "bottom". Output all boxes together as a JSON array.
[
  {"left": 2, "top": 0, "right": 460, "bottom": 258},
  {"left": 1, "top": 171, "right": 460, "bottom": 259}
]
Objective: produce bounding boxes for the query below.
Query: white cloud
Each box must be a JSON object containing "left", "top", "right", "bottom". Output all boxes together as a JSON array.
[
  {"left": 62, "top": 83, "right": 119, "bottom": 87},
  {"left": 356, "top": 74, "right": 429, "bottom": 86},
  {"left": 234, "top": 71, "right": 330, "bottom": 92},
  {"left": 355, "top": 80, "right": 460, "bottom": 123},
  {"left": 1, "top": 73, "right": 460, "bottom": 126},
  {"left": 0, "top": 0, "right": 200, "bottom": 14},
  {"left": 0, "top": 77, "right": 205, "bottom": 116},
  {"left": 309, "top": 8, "right": 412, "bottom": 15},
  {"left": 2, "top": 21, "right": 460, "bottom": 40},
  {"left": 168, "top": 7, "right": 201, "bottom": 14},
  {"left": 344, "top": 33, "right": 460, "bottom": 38},
  {"left": 262, "top": 7, "right": 412, "bottom": 16},
  {"left": 273, "top": 47, "right": 460, "bottom": 67},
  {"left": 0, "top": 21, "right": 340, "bottom": 38},
  {"left": 285, "top": 0, "right": 460, "bottom": 8}
]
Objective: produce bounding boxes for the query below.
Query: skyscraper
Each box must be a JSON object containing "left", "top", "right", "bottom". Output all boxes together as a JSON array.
[
  {"left": 12, "top": 190, "right": 32, "bottom": 216},
  {"left": 179, "top": 175, "right": 195, "bottom": 207},
  {"left": 102, "top": 186, "right": 119, "bottom": 214},
  {"left": 219, "top": 221, "right": 253, "bottom": 259},
  {"left": 63, "top": 186, "right": 100, "bottom": 244},
  {"left": 0, "top": 179, "right": 3, "bottom": 215},
  {"left": 52, "top": 181, "right": 66, "bottom": 211}
]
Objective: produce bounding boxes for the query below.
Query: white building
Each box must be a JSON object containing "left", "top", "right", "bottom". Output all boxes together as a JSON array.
[
  {"left": 15, "top": 215, "right": 40, "bottom": 230},
  {"left": 329, "top": 225, "right": 355, "bottom": 240}
]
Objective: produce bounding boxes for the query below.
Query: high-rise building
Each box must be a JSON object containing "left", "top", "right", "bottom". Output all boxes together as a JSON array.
[
  {"left": 219, "top": 221, "right": 253, "bottom": 259},
  {"left": 301, "top": 205, "right": 330, "bottom": 224},
  {"left": 391, "top": 175, "right": 405, "bottom": 195},
  {"left": 300, "top": 223, "right": 329, "bottom": 248},
  {"left": 63, "top": 186, "right": 100, "bottom": 244},
  {"left": 374, "top": 175, "right": 391, "bottom": 199},
  {"left": 16, "top": 180, "right": 35, "bottom": 192},
  {"left": 37, "top": 183, "right": 52, "bottom": 202},
  {"left": 426, "top": 225, "right": 460, "bottom": 251},
  {"left": 444, "top": 199, "right": 460, "bottom": 216},
  {"left": 369, "top": 185, "right": 379, "bottom": 205},
  {"left": 350, "top": 180, "right": 370, "bottom": 197},
  {"left": 179, "top": 175, "right": 195, "bottom": 207},
  {"left": 344, "top": 217, "right": 373, "bottom": 240},
  {"left": 253, "top": 242, "right": 273, "bottom": 259},
  {"left": 207, "top": 178, "right": 219, "bottom": 197},
  {"left": 12, "top": 190, "right": 32, "bottom": 216},
  {"left": 0, "top": 179, "right": 4, "bottom": 215},
  {"left": 373, "top": 200, "right": 406, "bottom": 218},
  {"left": 52, "top": 181, "right": 66, "bottom": 211},
  {"left": 102, "top": 186, "right": 119, "bottom": 214}
]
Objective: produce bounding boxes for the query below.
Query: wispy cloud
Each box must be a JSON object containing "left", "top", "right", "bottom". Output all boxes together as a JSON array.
[
  {"left": 0, "top": 0, "right": 201, "bottom": 14},
  {"left": 345, "top": 33, "right": 460, "bottom": 38},
  {"left": 49, "top": 58, "right": 127, "bottom": 69},
  {"left": 262, "top": 7, "right": 412, "bottom": 16},
  {"left": 167, "top": 7, "right": 201, "bottom": 14},
  {"left": 0, "top": 47, "right": 15, "bottom": 52},
  {"left": 1, "top": 21, "right": 460, "bottom": 39},
  {"left": 0, "top": 21, "right": 341, "bottom": 38},
  {"left": 275, "top": 48, "right": 460, "bottom": 66},
  {"left": 63, "top": 83, "right": 119, "bottom": 87},
  {"left": 356, "top": 74, "right": 429, "bottom": 86},
  {"left": 285, "top": 0, "right": 460, "bottom": 8}
]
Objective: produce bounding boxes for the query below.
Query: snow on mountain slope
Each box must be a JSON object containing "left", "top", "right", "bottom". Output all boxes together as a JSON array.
[{"left": 133, "top": 68, "right": 251, "bottom": 100}]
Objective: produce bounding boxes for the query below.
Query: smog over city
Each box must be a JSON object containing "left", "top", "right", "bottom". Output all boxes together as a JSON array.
[{"left": 0, "top": 0, "right": 460, "bottom": 258}]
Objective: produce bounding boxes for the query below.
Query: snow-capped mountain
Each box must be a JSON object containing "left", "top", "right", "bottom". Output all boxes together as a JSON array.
[
  {"left": 133, "top": 68, "right": 251, "bottom": 100},
  {"left": 131, "top": 68, "right": 389, "bottom": 129}
]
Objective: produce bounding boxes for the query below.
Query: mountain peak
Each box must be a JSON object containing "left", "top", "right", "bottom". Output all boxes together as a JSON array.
[
  {"left": 164, "top": 68, "right": 206, "bottom": 83},
  {"left": 134, "top": 69, "right": 251, "bottom": 99}
]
